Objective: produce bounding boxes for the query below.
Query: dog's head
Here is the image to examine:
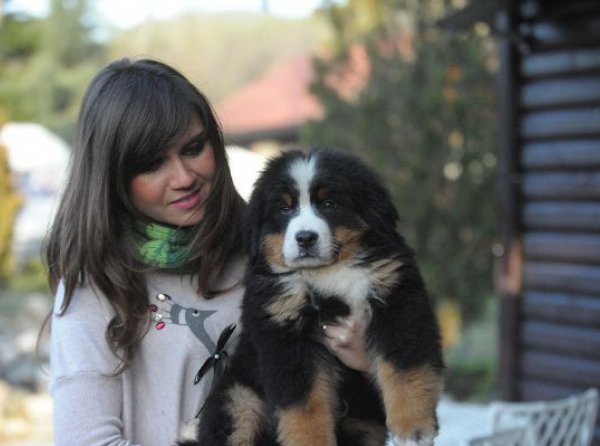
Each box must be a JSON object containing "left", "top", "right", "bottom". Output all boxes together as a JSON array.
[{"left": 245, "top": 149, "right": 399, "bottom": 272}]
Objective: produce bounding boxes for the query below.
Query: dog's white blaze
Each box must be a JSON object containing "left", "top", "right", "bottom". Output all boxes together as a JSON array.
[
  {"left": 289, "top": 155, "right": 315, "bottom": 206},
  {"left": 283, "top": 156, "right": 334, "bottom": 266}
]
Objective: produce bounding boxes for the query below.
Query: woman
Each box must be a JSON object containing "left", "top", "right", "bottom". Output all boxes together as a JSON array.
[{"left": 46, "top": 58, "right": 368, "bottom": 445}]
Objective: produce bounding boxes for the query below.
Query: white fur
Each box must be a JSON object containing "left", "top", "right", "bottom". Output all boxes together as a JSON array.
[
  {"left": 277, "top": 260, "right": 385, "bottom": 318},
  {"left": 178, "top": 417, "right": 200, "bottom": 443},
  {"left": 388, "top": 435, "right": 434, "bottom": 446},
  {"left": 283, "top": 156, "right": 334, "bottom": 267}
]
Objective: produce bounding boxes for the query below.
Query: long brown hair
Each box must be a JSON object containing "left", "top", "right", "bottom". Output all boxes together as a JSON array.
[{"left": 44, "top": 58, "right": 245, "bottom": 371}]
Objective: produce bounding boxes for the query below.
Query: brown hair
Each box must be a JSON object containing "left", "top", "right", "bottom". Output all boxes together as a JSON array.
[{"left": 44, "top": 58, "right": 245, "bottom": 371}]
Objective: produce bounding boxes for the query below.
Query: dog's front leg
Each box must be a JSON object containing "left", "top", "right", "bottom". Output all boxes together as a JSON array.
[
  {"left": 276, "top": 367, "right": 338, "bottom": 446},
  {"left": 253, "top": 329, "right": 338, "bottom": 446},
  {"left": 367, "top": 291, "right": 444, "bottom": 445},
  {"left": 373, "top": 360, "right": 442, "bottom": 446}
]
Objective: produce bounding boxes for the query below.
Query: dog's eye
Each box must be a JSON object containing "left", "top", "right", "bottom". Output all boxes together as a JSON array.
[
  {"left": 280, "top": 206, "right": 292, "bottom": 215},
  {"left": 320, "top": 199, "right": 338, "bottom": 211}
]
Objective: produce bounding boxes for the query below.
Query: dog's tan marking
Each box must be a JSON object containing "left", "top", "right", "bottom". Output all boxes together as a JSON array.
[
  {"left": 316, "top": 187, "right": 329, "bottom": 201},
  {"left": 263, "top": 233, "right": 285, "bottom": 267},
  {"left": 281, "top": 193, "right": 293, "bottom": 208},
  {"left": 265, "top": 289, "right": 307, "bottom": 324},
  {"left": 375, "top": 360, "right": 442, "bottom": 440},
  {"left": 277, "top": 370, "right": 338, "bottom": 446},
  {"left": 370, "top": 257, "right": 402, "bottom": 293},
  {"left": 226, "top": 384, "right": 266, "bottom": 446},
  {"left": 334, "top": 227, "right": 364, "bottom": 262},
  {"left": 339, "top": 419, "right": 387, "bottom": 446}
]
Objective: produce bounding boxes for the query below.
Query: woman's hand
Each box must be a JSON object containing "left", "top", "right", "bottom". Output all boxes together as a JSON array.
[{"left": 322, "top": 315, "right": 372, "bottom": 372}]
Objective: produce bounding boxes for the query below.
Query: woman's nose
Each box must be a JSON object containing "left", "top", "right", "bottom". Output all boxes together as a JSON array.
[{"left": 169, "top": 158, "right": 196, "bottom": 189}]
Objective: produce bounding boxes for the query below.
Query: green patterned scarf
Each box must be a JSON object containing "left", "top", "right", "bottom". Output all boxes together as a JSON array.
[{"left": 132, "top": 222, "right": 194, "bottom": 269}]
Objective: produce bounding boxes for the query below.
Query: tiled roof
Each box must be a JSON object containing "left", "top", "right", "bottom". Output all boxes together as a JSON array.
[
  {"left": 216, "top": 45, "right": 373, "bottom": 139},
  {"left": 216, "top": 54, "right": 323, "bottom": 137}
]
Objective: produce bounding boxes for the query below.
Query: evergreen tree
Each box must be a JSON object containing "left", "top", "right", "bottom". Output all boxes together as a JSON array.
[{"left": 305, "top": 0, "right": 498, "bottom": 323}]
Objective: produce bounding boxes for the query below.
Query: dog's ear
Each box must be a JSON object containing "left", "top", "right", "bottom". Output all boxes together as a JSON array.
[{"left": 362, "top": 181, "right": 400, "bottom": 235}]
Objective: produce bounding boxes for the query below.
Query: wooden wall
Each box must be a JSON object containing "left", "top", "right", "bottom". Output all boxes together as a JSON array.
[{"left": 502, "top": 0, "right": 600, "bottom": 442}]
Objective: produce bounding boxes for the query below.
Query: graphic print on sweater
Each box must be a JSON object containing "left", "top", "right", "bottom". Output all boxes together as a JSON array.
[{"left": 149, "top": 293, "right": 217, "bottom": 352}]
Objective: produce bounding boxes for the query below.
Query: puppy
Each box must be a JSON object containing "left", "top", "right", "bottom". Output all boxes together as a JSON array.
[{"left": 187, "top": 149, "right": 444, "bottom": 446}]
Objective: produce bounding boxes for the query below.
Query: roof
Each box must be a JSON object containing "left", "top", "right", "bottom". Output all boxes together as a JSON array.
[
  {"left": 216, "top": 54, "right": 323, "bottom": 143},
  {"left": 216, "top": 46, "right": 372, "bottom": 143}
]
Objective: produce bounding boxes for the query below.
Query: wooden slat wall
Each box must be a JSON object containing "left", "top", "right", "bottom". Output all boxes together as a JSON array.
[{"left": 512, "top": 0, "right": 600, "bottom": 442}]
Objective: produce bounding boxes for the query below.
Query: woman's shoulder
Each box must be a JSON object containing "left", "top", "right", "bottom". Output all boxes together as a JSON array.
[
  {"left": 219, "top": 252, "right": 247, "bottom": 287},
  {"left": 52, "top": 279, "right": 115, "bottom": 319}
]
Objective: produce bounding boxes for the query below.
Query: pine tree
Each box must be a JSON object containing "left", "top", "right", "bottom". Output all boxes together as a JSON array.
[{"left": 304, "top": 0, "right": 498, "bottom": 323}]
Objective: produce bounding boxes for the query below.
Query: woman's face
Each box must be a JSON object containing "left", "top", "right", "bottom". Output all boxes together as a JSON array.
[{"left": 130, "top": 115, "right": 216, "bottom": 227}]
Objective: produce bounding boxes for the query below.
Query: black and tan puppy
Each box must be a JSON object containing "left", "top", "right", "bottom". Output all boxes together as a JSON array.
[{"left": 187, "top": 149, "right": 444, "bottom": 446}]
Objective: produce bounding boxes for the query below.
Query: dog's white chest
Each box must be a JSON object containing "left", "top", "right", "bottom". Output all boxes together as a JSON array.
[{"left": 298, "top": 263, "right": 383, "bottom": 315}]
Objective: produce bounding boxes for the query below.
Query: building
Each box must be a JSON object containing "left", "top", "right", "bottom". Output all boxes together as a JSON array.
[{"left": 441, "top": 0, "right": 600, "bottom": 442}]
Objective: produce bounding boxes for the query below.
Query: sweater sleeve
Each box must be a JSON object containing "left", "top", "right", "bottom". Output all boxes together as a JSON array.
[{"left": 50, "top": 282, "right": 140, "bottom": 446}]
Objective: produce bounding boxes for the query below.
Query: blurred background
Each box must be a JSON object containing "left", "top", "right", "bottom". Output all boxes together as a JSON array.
[
  {"left": 3, "top": 0, "right": 595, "bottom": 444},
  {"left": 0, "top": 0, "right": 500, "bottom": 443}
]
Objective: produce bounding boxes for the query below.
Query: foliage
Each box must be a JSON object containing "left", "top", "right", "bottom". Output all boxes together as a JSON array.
[
  {"left": 1, "top": 7, "right": 328, "bottom": 143},
  {"left": 0, "top": 0, "right": 105, "bottom": 141},
  {"left": 304, "top": 0, "right": 499, "bottom": 324},
  {"left": 7, "top": 259, "right": 48, "bottom": 293},
  {"left": 0, "top": 121, "right": 22, "bottom": 287},
  {"left": 445, "top": 297, "right": 498, "bottom": 400},
  {"left": 106, "top": 13, "right": 330, "bottom": 103}
]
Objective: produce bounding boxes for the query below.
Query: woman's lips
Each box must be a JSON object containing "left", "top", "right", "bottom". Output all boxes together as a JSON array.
[{"left": 171, "top": 188, "right": 204, "bottom": 210}]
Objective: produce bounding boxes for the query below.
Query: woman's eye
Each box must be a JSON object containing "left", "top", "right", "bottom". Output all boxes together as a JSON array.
[
  {"left": 183, "top": 139, "right": 206, "bottom": 156},
  {"left": 139, "top": 157, "right": 165, "bottom": 173}
]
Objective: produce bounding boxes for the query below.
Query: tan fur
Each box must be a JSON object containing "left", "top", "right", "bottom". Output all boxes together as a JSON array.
[
  {"left": 281, "top": 193, "right": 293, "bottom": 208},
  {"left": 226, "top": 384, "right": 266, "bottom": 446},
  {"left": 263, "top": 233, "right": 285, "bottom": 267},
  {"left": 265, "top": 289, "right": 307, "bottom": 325},
  {"left": 316, "top": 187, "right": 329, "bottom": 201},
  {"left": 375, "top": 360, "right": 442, "bottom": 440},
  {"left": 334, "top": 227, "right": 364, "bottom": 262},
  {"left": 370, "top": 258, "right": 403, "bottom": 293},
  {"left": 339, "top": 419, "right": 387, "bottom": 446},
  {"left": 277, "top": 370, "right": 338, "bottom": 446}
]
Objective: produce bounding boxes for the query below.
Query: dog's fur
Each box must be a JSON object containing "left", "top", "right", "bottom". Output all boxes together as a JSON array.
[{"left": 185, "top": 149, "right": 444, "bottom": 446}]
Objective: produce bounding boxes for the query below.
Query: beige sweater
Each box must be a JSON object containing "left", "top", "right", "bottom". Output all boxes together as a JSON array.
[{"left": 50, "top": 256, "right": 245, "bottom": 446}]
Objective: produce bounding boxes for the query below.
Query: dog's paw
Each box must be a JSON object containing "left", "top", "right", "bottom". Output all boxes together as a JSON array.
[{"left": 388, "top": 433, "right": 435, "bottom": 446}]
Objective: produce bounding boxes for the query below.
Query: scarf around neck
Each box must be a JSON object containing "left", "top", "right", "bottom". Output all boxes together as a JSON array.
[{"left": 132, "top": 221, "right": 194, "bottom": 269}]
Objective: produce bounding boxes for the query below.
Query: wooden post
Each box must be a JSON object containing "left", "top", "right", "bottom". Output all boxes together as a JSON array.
[{"left": 496, "top": 0, "right": 523, "bottom": 402}]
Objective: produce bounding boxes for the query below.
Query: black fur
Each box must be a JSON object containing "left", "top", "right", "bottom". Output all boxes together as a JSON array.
[{"left": 186, "top": 149, "right": 444, "bottom": 446}]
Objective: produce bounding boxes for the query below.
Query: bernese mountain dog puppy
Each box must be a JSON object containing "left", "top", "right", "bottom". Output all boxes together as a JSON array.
[{"left": 188, "top": 149, "right": 444, "bottom": 446}]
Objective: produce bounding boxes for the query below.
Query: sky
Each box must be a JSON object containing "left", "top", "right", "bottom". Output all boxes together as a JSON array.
[{"left": 6, "top": 0, "right": 331, "bottom": 29}]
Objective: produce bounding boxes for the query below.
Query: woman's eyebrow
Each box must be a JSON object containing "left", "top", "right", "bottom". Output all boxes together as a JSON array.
[{"left": 181, "top": 129, "right": 207, "bottom": 147}]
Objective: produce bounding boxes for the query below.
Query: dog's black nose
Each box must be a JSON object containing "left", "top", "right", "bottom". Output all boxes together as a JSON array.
[{"left": 296, "top": 230, "right": 318, "bottom": 248}]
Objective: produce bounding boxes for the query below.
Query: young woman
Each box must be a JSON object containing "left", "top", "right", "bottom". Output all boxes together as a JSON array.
[{"left": 45, "top": 58, "right": 369, "bottom": 446}]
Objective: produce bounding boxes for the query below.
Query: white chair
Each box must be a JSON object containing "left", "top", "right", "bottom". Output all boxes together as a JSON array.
[
  {"left": 468, "top": 425, "right": 536, "bottom": 446},
  {"left": 479, "top": 388, "right": 599, "bottom": 446}
]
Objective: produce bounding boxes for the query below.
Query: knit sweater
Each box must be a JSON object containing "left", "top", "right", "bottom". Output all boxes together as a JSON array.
[{"left": 49, "top": 256, "right": 245, "bottom": 446}]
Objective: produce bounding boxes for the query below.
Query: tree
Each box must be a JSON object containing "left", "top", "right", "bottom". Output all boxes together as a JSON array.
[
  {"left": 304, "top": 0, "right": 498, "bottom": 323},
  {"left": 0, "top": 0, "right": 104, "bottom": 141},
  {"left": 0, "top": 117, "right": 22, "bottom": 286}
]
